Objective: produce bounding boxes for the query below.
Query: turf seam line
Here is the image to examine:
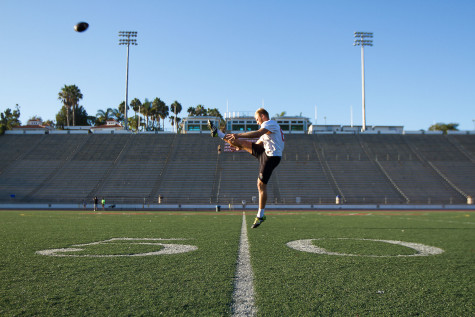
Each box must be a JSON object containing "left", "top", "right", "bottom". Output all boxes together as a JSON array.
[{"left": 231, "top": 212, "right": 257, "bottom": 317}]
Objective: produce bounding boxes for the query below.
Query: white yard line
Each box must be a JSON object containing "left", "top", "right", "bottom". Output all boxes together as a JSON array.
[
  {"left": 231, "top": 212, "right": 257, "bottom": 317},
  {"left": 396, "top": 217, "right": 475, "bottom": 226}
]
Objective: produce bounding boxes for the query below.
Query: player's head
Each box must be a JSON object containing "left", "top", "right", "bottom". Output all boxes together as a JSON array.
[{"left": 255, "top": 108, "right": 269, "bottom": 125}]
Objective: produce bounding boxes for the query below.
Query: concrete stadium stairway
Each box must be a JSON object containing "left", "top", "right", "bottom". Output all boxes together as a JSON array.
[
  {"left": 317, "top": 134, "right": 403, "bottom": 204},
  {"left": 277, "top": 135, "right": 336, "bottom": 204},
  {"left": 153, "top": 134, "right": 220, "bottom": 204}
]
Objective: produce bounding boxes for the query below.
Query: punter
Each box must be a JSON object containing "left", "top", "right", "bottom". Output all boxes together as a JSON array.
[{"left": 208, "top": 108, "right": 284, "bottom": 228}]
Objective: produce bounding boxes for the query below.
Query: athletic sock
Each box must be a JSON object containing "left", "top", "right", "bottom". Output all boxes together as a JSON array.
[
  {"left": 257, "top": 208, "right": 265, "bottom": 218},
  {"left": 217, "top": 130, "right": 225, "bottom": 139}
]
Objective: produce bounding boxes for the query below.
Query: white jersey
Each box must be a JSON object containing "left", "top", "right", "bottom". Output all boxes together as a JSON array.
[{"left": 259, "top": 120, "right": 285, "bottom": 156}]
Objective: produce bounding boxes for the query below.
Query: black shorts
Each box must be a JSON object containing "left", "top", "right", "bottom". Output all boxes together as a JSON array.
[{"left": 251, "top": 143, "right": 281, "bottom": 184}]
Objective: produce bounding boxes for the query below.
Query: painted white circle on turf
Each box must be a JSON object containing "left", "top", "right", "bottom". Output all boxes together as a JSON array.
[
  {"left": 286, "top": 238, "right": 444, "bottom": 257},
  {"left": 36, "top": 238, "right": 198, "bottom": 257}
]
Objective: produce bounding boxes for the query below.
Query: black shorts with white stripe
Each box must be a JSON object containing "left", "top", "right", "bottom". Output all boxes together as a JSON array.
[{"left": 251, "top": 143, "right": 281, "bottom": 184}]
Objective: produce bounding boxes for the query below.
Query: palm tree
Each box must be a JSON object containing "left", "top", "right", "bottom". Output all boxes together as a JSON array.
[
  {"left": 130, "top": 98, "right": 142, "bottom": 131},
  {"left": 112, "top": 108, "right": 124, "bottom": 123},
  {"left": 96, "top": 108, "right": 114, "bottom": 126},
  {"left": 169, "top": 115, "right": 175, "bottom": 130},
  {"left": 195, "top": 104, "right": 207, "bottom": 116},
  {"left": 153, "top": 98, "right": 169, "bottom": 131},
  {"left": 128, "top": 116, "right": 140, "bottom": 132},
  {"left": 130, "top": 98, "right": 142, "bottom": 116},
  {"left": 187, "top": 106, "right": 196, "bottom": 116},
  {"left": 169, "top": 116, "right": 182, "bottom": 132},
  {"left": 207, "top": 108, "right": 223, "bottom": 119},
  {"left": 170, "top": 101, "right": 182, "bottom": 133},
  {"left": 160, "top": 105, "right": 169, "bottom": 131},
  {"left": 58, "top": 85, "right": 83, "bottom": 126},
  {"left": 207, "top": 108, "right": 224, "bottom": 129},
  {"left": 152, "top": 98, "right": 168, "bottom": 131},
  {"left": 275, "top": 111, "right": 286, "bottom": 117},
  {"left": 118, "top": 101, "right": 130, "bottom": 120},
  {"left": 149, "top": 103, "right": 158, "bottom": 130},
  {"left": 141, "top": 99, "right": 152, "bottom": 130}
]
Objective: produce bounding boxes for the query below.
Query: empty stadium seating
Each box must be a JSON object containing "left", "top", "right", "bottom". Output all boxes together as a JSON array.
[{"left": 0, "top": 132, "right": 474, "bottom": 206}]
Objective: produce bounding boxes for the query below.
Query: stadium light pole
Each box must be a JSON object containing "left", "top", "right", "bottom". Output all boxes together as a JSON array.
[
  {"left": 354, "top": 32, "right": 373, "bottom": 132},
  {"left": 119, "top": 31, "right": 138, "bottom": 131}
]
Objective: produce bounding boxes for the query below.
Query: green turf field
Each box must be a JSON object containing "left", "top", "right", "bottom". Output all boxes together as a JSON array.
[{"left": 0, "top": 210, "right": 473, "bottom": 316}]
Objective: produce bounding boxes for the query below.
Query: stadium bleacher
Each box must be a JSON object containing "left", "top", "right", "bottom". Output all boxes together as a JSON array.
[
  {"left": 0, "top": 133, "right": 474, "bottom": 206},
  {"left": 447, "top": 135, "right": 475, "bottom": 161},
  {"left": 0, "top": 135, "right": 47, "bottom": 173}
]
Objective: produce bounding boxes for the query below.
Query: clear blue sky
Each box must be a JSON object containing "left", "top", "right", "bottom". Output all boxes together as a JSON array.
[{"left": 1, "top": 0, "right": 474, "bottom": 131}]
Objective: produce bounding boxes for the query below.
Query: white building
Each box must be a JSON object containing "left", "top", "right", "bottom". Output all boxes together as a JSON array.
[
  {"left": 10, "top": 119, "right": 52, "bottom": 134},
  {"left": 309, "top": 124, "right": 404, "bottom": 134},
  {"left": 226, "top": 115, "right": 311, "bottom": 134},
  {"left": 180, "top": 116, "right": 221, "bottom": 134},
  {"left": 90, "top": 120, "right": 124, "bottom": 133},
  {"left": 308, "top": 125, "right": 342, "bottom": 134}
]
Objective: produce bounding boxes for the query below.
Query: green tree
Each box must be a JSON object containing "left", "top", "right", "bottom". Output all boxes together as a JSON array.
[
  {"left": 152, "top": 98, "right": 168, "bottom": 131},
  {"left": 96, "top": 108, "right": 114, "bottom": 126},
  {"left": 186, "top": 105, "right": 222, "bottom": 118},
  {"left": 130, "top": 98, "right": 142, "bottom": 129},
  {"left": 0, "top": 105, "right": 21, "bottom": 134},
  {"left": 428, "top": 123, "right": 459, "bottom": 134},
  {"left": 56, "top": 105, "right": 90, "bottom": 129},
  {"left": 151, "top": 98, "right": 164, "bottom": 131},
  {"left": 158, "top": 102, "right": 169, "bottom": 132},
  {"left": 128, "top": 116, "right": 140, "bottom": 133},
  {"left": 112, "top": 108, "right": 124, "bottom": 123},
  {"left": 130, "top": 98, "right": 141, "bottom": 114},
  {"left": 118, "top": 101, "right": 130, "bottom": 122},
  {"left": 29, "top": 115, "right": 42, "bottom": 121},
  {"left": 195, "top": 104, "right": 207, "bottom": 116},
  {"left": 149, "top": 102, "right": 158, "bottom": 131},
  {"left": 185, "top": 105, "right": 224, "bottom": 129},
  {"left": 170, "top": 101, "right": 182, "bottom": 116},
  {"left": 86, "top": 116, "right": 96, "bottom": 126},
  {"left": 187, "top": 106, "right": 196, "bottom": 116},
  {"left": 275, "top": 111, "right": 286, "bottom": 117},
  {"left": 207, "top": 108, "right": 225, "bottom": 129},
  {"left": 170, "top": 101, "right": 182, "bottom": 133},
  {"left": 207, "top": 108, "right": 223, "bottom": 119},
  {"left": 58, "top": 85, "right": 83, "bottom": 126},
  {"left": 75, "top": 106, "right": 91, "bottom": 126},
  {"left": 43, "top": 119, "right": 55, "bottom": 129},
  {"left": 141, "top": 99, "right": 152, "bottom": 130},
  {"left": 169, "top": 116, "right": 182, "bottom": 132}
]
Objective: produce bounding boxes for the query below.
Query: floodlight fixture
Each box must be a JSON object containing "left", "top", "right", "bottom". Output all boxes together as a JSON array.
[
  {"left": 354, "top": 31, "right": 373, "bottom": 132},
  {"left": 118, "top": 31, "right": 138, "bottom": 130}
]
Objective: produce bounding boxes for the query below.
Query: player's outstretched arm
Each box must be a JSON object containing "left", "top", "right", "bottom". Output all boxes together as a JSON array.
[{"left": 231, "top": 128, "right": 269, "bottom": 139}]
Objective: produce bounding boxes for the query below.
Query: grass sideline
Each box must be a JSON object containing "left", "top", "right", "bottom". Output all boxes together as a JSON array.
[{"left": 0, "top": 210, "right": 473, "bottom": 316}]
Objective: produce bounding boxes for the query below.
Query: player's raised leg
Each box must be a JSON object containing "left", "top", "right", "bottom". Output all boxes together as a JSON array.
[
  {"left": 207, "top": 120, "right": 253, "bottom": 154},
  {"left": 207, "top": 120, "right": 224, "bottom": 138}
]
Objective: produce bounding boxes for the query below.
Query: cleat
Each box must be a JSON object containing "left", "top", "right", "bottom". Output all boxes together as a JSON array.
[
  {"left": 251, "top": 216, "right": 266, "bottom": 228},
  {"left": 207, "top": 120, "right": 218, "bottom": 137}
]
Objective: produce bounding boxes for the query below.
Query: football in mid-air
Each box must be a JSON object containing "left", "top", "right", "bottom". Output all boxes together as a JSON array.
[{"left": 74, "top": 22, "right": 89, "bottom": 32}]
